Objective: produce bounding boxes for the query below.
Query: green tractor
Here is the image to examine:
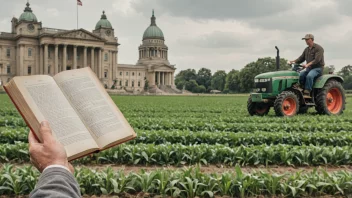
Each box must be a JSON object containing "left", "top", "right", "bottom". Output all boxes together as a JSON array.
[{"left": 248, "top": 46, "right": 346, "bottom": 117}]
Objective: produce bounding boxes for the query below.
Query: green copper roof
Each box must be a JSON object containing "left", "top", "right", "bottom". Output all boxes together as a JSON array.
[
  {"left": 19, "top": 2, "right": 38, "bottom": 22},
  {"left": 95, "top": 11, "right": 112, "bottom": 30},
  {"left": 143, "top": 10, "right": 164, "bottom": 40}
]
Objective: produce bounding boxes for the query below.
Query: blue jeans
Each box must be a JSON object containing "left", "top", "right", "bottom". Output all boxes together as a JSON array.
[{"left": 299, "top": 67, "right": 323, "bottom": 91}]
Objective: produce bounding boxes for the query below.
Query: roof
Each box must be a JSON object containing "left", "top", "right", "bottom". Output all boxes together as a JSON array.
[
  {"left": 143, "top": 10, "right": 164, "bottom": 40},
  {"left": 95, "top": 11, "right": 112, "bottom": 30},
  {"left": 19, "top": 2, "right": 38, "bottom": 22}
]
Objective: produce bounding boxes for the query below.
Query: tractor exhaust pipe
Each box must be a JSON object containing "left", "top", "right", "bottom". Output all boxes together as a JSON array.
[{"left": 275, "top": 46, "right": 280, "bottom": 71}]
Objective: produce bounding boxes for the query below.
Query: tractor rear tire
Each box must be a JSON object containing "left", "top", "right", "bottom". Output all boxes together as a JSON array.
[
  {"left": 315, "top": 80, "right": 346, "bottom": 115},
  {"left": 274, "top": 91, "right": 300, "bottom": 117},
  {"left": 247, "top": 97, "right": 270, "bottom": 116}
]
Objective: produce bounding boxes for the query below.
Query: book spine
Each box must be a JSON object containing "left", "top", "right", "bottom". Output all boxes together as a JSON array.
[{"left": 3, "top": 85, "right": 41, "bottom": 143}]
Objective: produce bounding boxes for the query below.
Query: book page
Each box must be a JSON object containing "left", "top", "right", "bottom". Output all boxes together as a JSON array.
[
  {"left": 12, "top": 76, "right": 99, "bottom": 158},
  {"left": 54, "top": 67, "right": 136, "bottom": 148}
]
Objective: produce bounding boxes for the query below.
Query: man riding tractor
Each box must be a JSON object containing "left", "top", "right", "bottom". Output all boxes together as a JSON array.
[
  {"left": 247, "top": 34, "right": 346, "bottom": 117},
  {"left": 288, "top": 34, "right": 324, "bottom": 98}
]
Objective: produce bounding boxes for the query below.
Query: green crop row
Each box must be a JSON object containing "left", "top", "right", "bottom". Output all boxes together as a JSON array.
[
  {"left": 1, "top": 164, "right": 352, "bottom": 197},
  {"left": 3, "top": 128, "right": 352, "bottom": 147},
  {"left": 1, "top": 142, "right": 352, "bottom": 166}
]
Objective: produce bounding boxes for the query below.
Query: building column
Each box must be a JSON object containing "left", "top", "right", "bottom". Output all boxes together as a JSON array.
[
  {"left": 19, "top": 45, "right": 24, "bottom": 76},
  {"left": 63, "top": 45, "right": 67, "bottom": 71},
  {"left": 35, "top": 45, "right": 39, "bottom": 75},
  {"left": 90, "top": 47, "right": 94, "bottom": 70},
  {"left": 83, "top": 46, "right": 87, "bottom": 68},
  {"left": 112, "top": 51, "right": 116, "bottom": 81},
  {"left": 172, "top": 72, "right": 174, "bottom": 85},
  {"left": 158, "top": 72, "right": 161, "bottom": 85},
  {"left": 44, "top": 44, "right": 48, "bottom": 75},
  {"left": 73, "top": 45, "right": 77, "bottom": 69},
  {"left": 162, "top": 72, "right": 165, "bottom": 85},
  {"left": 39, "top": 45, "right": 43, "bottom": 74},
  {"left": 98, "top": 48, "right": 102, "bottom": 79},
  {"left": 109, "top": 50, "right": 113, "bottom": 81},
  {"left": 54, "top": 45, "right": 59, "bottom": 75}
]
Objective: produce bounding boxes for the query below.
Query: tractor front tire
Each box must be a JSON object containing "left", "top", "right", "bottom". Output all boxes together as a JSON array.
[
  {"left": 315, "top": 80, "right": 346, "bottom": 115},
  {"left": 274, "top": 91, "right": 300, "bottom": 117},
  {"left": 247, "top": 97, "right": 270, "bottom": 116}
]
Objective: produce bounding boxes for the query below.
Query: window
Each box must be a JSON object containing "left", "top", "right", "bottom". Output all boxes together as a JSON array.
[
  {"left": 125, "top": 80, "right": 128, "bottom": 87},
  {"left": 67, "top": 52, "right": 70, "bottom": 60},
  {"left": 28, "top": 66, "right": 32, "bottom": 75},
  {"left": 77, "top": 55, "right": 80, "bottom": 60},
  {"left": 132, "top": 72, "right": 135, "bottom": 76},
  {"left": 6, "top": 48, "right": 10, "bottom": 57},
  {"left": 120, "top": 72, "right": 122, "bottom": 76},
  {"left": 7, "top": 78, "right": 10, "bottom": 82},
  {"left": 28, "top": 48, "right": 32, "bottom": 57},
  {"left": 119, "top": 81, "right": 122, "bottom": 86},
  {"left": 132, "top": 81, "right": 134, "bottom": 87},
  {"left": 48, "top": 50, "right": 51, "bottom": 59},
  {"left": 126, "top": 72, "right": 128, "bottom": 76},
  {"left": 138, "top": 81, "right": 141, "bottom": 87},
  {"left": 104, "top": 71, "right": 107, "bottom": 78},
  {"left": 48, "top": 65, "right": 51, "bottom": 74},
  {"left": 139, "top": 73, "right": 141, "bottom": 76},
  {"left": 104, "top": 53, "right": 108, "bottom": 61},
  {"left": 7, "top": 65, "right": 11, "bottom": 74}
]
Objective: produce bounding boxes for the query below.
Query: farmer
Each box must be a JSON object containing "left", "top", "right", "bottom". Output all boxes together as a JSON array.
[
  {"left": 289, "top": 34, "right": 325, "bottom": 97},
  {"left": 28, "top": 121, "right": 81, "bottom": 198}
]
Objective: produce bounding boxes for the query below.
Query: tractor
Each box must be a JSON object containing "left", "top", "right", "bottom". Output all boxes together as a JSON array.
[{"left": 248, "top": 46, "right": 346, "bottom": 117}]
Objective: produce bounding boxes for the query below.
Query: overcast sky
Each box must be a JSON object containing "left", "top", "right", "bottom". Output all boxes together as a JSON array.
[{"left": 1, "top": 0, "right": 352, "bottom": 73}]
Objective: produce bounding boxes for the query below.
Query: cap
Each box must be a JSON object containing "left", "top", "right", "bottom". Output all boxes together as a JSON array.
[{"left": 302, "top": 34, "right": 314, "bottom": 40}]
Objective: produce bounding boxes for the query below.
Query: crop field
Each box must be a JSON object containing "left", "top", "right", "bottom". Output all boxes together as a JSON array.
[{"left": 0, "top": 94, "right": 352, "bottom": 197}]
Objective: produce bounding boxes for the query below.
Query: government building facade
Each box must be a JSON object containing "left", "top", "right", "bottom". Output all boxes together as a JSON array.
[{"left": 0, "top": 2, "right": 179, "bottom": 93}]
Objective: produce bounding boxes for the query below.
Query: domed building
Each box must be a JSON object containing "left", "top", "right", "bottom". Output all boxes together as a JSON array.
[
  {"left": 0, "top": 2, "right": 178, "bottom": 93},
  {"left": 117, "top": 10, "right": 179, "bottom": 93}
]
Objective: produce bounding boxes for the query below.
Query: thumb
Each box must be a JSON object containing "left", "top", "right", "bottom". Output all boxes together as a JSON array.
[{"left": 39, "top": 121, "right": 54, "bottom": 143}]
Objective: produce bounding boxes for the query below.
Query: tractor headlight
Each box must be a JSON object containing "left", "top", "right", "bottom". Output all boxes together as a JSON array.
[
  {"left": 254, "top": 79, "right": 259, "bottom": 83},
  {"left": 262, "top": 88, "right": 267, "bottom": 92},
  {"left": 259, "top": 78, "right": 270, "bottom": 83}
]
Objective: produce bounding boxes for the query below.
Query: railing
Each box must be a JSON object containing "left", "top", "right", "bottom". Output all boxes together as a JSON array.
[
  {"left": 40, "top": 28, "right": 67, "bottom": 34},
  {"left": 0, "top": 32, "right": 15, "bottom": 38}
]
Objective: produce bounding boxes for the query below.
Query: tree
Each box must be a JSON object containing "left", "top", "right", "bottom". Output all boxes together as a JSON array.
[
  {"left": 175, "top": 69, "right": 197, "bottom": 90},
  {"left": 338, "top": 65, "right": 352, "bottom": 77},
  {"left": 238, "top": 57, "right": 289, "bottom": 92},
  {"left": 144, "top": 77, "right": 149, "bottom": 91},
  {"left": 194, "top": 85, "right": 206, "bottom": 93},
  {"left": 185, "top": 80, "right": 198, "bottom": 92},
  {"left": 211, "top": 70, "right": 227, "bottom": 91},
  {"left": 338, "top": 65, "right": 352, "bottom": 90},
  {"left": 225, "top": 69, "right": 240, "bottom": 93},
  {"left": 196, "top": 68, "right": 212, "bottom": 90}
]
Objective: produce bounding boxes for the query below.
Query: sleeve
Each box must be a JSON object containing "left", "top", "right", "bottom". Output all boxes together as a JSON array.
[
  {"left": 294, "top": 49, "right": 306, "bottom": 64},
  {"left": 310, "top": 46, "right": 324, "bottom": 65},
  {"left": 29, "top": 167, "right": 81, "bottom": 198}
]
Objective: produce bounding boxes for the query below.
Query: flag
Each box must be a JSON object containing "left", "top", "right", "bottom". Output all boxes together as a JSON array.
[{"left": 77, "top": 0, "right": 82, "bottom": 6}]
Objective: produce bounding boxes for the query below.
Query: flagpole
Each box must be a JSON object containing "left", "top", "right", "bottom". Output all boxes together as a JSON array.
[{"left": 77, "top": 2, "right": 78, "bottom": 29}]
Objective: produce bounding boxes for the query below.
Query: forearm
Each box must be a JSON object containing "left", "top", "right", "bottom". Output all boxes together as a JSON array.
[{"left": 30, "top": 167, "right": 81, "bottom": 198}]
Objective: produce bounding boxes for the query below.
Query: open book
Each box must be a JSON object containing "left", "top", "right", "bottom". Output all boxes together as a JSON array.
[{"left": 3, "top": 67, "right": 136, "bottom": 161}]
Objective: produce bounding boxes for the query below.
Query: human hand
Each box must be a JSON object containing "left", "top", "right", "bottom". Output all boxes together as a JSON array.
[{"left": 28, "top": 121, "right": 74, "bottom": 173}]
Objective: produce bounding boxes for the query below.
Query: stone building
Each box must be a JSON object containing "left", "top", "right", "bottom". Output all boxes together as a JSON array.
[{"left": 0, "top": 2, "right": 179, "bottom": 93}]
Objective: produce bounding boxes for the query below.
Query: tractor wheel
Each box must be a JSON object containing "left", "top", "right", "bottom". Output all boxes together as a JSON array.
[
  {"left": 315, "top": 80, "right": 346, "bottom": 115},
  {"left": 247, "top": 97, "right": 270, "bottom": 116},
  {"left": 274, "top": 91, "right": 300, "bottom": 117}
]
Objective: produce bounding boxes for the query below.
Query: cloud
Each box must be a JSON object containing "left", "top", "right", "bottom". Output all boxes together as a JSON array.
[{"left": 46, "top": 8, "right": 59, "bottom": 17}]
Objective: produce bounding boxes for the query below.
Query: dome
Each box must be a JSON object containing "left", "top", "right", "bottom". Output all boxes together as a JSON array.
[
  {"left": 95, "top": 11, "right": 112, "bottom": 30},
  {"left": 143, "top": 10, "right": 164, "bottom": 40},
  {"left": 19, "top": 2, "right": 38, "bottom": 22}
]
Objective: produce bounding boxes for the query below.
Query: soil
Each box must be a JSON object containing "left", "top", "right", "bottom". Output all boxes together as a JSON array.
[{"left": 4, "top": 163, "right": 352, "bottom": 174}]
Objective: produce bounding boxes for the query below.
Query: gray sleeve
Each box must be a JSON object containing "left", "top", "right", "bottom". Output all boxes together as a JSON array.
[{"left": 30, "top": 167, "right": 81, "bottom": 198}]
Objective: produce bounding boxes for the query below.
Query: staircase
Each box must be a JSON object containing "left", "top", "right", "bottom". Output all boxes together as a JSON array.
[{"left": 159, "top": 85, "right": 182, "bottom": 94}]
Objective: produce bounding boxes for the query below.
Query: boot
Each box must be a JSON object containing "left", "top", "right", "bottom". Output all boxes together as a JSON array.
[{"left": 303, "top": 90, "right": 311, "bottom": 98}]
